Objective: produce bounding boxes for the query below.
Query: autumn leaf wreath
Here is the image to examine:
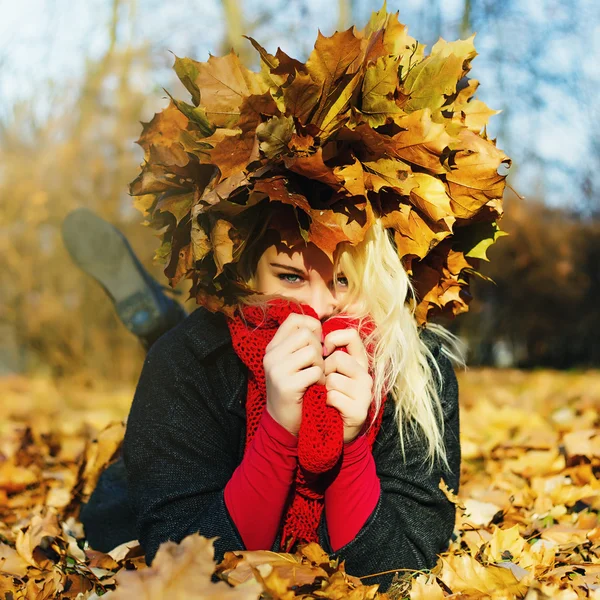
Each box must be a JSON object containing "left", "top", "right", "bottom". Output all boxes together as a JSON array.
[{"left": 129, "top": 7, "right": 511, "bottom": 326}]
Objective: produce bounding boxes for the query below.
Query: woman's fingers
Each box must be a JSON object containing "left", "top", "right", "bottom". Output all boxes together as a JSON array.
[
  {"left": 324, "top": 389, "right": 353, "bottom": 415},
  {"left": 287, "top": 342, "right": 324, "bottom": 375},
  {"left": 276, "top": 325, "right": 322, "bottom": 358},
  {"left": 322, "top": 328, "right": 369, "bottom": 370},
  {"left": 268, "top": 313, "right": 322, "bottom": 352},
  {"left": 293, "top": 364, "right": 326, "bottom": 389},
  {"left": 325, "top": 372, "right": 356, "bottom": 397},
  {"left": 323, "top": 348, "right": 370, "bottom": 382}
]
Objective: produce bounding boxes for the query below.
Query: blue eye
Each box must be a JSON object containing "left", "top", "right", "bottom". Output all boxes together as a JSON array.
[
  {"left": 278, "top": 273, "right": 303, "bottom": 284},
  {"left": 336, "top": 276, "right": 348, "bottom": 287}
]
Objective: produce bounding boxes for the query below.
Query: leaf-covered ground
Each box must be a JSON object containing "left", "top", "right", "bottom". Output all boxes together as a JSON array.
[{"left": 1, "top": 368, "right": 599, "bottom": 599}]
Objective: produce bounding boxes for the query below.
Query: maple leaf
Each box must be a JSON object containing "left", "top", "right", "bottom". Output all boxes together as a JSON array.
[
  {"left": 256, "top": 115, "right": 295, "bottom": 158},
  {"left": 283, "top": 147, "right": 343, "bottom": 189},
  {"left": 282, "top": 70, "right": 321, "bottom": 124},
  {"left": 436, "top": 553, "right": 531, "bottom": 596},
  {"left": 402, "top": 36, "right": 476, "bottom": 114},
  {"left": 362, "top": 157, "right": 416, "bottom": 195},
  {"left": 109, "top": 534, "right": 262, "bottom": 599},
  {"left": 210, "top": 93, "right": 279, "bottom": 179},
  {"left": 81, "top": 421, "right": 125, "bottom": 500},
  {"left": 305, "top": 28, "right": 362, "bottom": 127},
  {"left": 445, "top": 129, "right": 512, "bottom": 218},
  {"left": 175, "top": 51, "right": 268, "bottom": 128},
  {"left": 361, "top": 55, "right": 404, "bottom": 127},
  {"left": 454, "top": 220, "right": 509, "bottom": 261}
]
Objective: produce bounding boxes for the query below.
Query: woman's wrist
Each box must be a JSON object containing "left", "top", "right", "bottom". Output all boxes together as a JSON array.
[{"left": 262, "top": 408, "right": 299, "bottom": 448}]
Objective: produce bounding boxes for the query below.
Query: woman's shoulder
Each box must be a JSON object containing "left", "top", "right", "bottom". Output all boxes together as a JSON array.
[
  {"left": 128, "top": 307, "right": 245, "bottom": 424},
  {"left": 418, "top": 327, "right": 459, "bottom": 413},
  {"left": 146, "top": 306, "right": 234, "bottom": 364},
  {"left": 418, "top": 327, "right": 442, "bottom": 358}
]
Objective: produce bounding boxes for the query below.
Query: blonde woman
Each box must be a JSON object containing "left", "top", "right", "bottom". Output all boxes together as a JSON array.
[
  {"left": 89, "top": 201, "right": 465, "bottom": 593},
  {"left": 78, "top": 10, "right": 511, "bottom": 592}
]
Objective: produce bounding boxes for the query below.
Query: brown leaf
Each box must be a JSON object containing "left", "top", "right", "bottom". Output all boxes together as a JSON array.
[
  {"left": 284, "top": 148, "right": 342, "bottom": 189},
  {"left": 170, "top": 243, "right": 195, "bottom": 287},
  {"left": 15, "top": 510, "right": 62, "bottom": 569},
  {"left": 305, "top": 28, "right": 362, "bottom": 125},
  {"left": 445, "top": 129, "right": 511, "bottom": 218},
  {"left": 136, "top": 102, "right": 190, "bottom": 163},
  {"left": 282, "top": 70, "right": 321, "bottom": 124},
  {"left": 256, "top": 115, "right": 295, "bottom": 158},
  {"left": 185, "top": 51, "right": 268, "bottom": 128},
  {"left": 210, "top": 93, "right": 278, "bottom": 179},
  {"left": 389, "top": 109, "right": 455, "bottom": 173},
  {"left": 381, "top": 201, "right": 451, "bottom": 260}
]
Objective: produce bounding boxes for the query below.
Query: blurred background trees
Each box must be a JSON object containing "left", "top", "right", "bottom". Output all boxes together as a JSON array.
[{"left": 1, "top": 0, "right": 598, "bottom": 382}]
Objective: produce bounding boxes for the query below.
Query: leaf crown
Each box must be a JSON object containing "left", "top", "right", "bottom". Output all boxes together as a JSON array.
[{"left": 130, "top": 6, "right": 511, "bottom": 324}]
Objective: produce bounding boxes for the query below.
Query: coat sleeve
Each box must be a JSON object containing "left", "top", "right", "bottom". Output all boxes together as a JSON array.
[
  {"left": 122, "top": 331, "right": 246, "bottom": 566},
  {"left": 317, "top": 350, "right": 461, "bottom": 592}
]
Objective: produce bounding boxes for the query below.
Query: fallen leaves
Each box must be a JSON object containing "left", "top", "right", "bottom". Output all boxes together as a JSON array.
[
  {"left": 129, "top": 6, "right": 511, "bottom": 324},
  {"left": 2, "top": 366, "right": 600, "bottom": 598}
]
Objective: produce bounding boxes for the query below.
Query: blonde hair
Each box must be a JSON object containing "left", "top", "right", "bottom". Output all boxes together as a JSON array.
[{"left": 230, "top": 203, "right": 466, "bottom": 472}]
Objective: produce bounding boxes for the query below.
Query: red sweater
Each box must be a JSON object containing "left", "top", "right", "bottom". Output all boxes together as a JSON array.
[{"left": 224, "top": 409, "right": 381, "bottom": 552}]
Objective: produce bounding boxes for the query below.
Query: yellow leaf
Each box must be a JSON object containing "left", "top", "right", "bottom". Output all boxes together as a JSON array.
[
  {"left": 334, "top": 158, "right": 366, "bottom": 196},
  {"left": 403, "top": 52, "right": 465, "bottom": 113},
  {"left": 446, "top": 129, "right": 511, "bottom": 217},
  {"left": 361, "top": 56, "right": 404, "bottom": 127},
  {"left": 282, "top": 71, "right": 320, "bottom": 124},
  {"left": 390, "top": 109, "right": 455, "bottom": 174},
  {"left": 190, "top": 51, "right": 268, "bottom": 128},
  {"left": 409, "top": 173, "right": 456, "bottom": 228},
  {"left": 210, "top": 219, "right": 235, "bottom": 277},
  {"left": 306, "top": 28, "right": 362, "bottom": 125},
  {"left": 363, "top": 157, "right": 416, "bottom": 195},
  {"left": 110, "top": 534, "right": 262, "bottom": 600},
  {"left": 438, "top": 553, "right": 531, "bottom": 596}
]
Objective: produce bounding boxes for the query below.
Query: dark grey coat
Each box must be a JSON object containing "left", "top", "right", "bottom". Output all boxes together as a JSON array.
[{"left": 80, "top": 307, "right": 461, "bottom": 593}]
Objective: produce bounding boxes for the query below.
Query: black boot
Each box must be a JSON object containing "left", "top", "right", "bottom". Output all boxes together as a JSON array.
[{"left": 62, "top": 208, "right": 187, "bottom": 350}]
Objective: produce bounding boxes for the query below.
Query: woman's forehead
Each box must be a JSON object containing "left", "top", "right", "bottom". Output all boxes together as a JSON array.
[{"left": 263, "top": 241, "right": 335, "bottom": 271}]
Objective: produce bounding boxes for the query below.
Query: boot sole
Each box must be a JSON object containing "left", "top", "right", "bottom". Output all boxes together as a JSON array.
[{"left": 61, "top": 208, "right": 166, "bottom": 337}]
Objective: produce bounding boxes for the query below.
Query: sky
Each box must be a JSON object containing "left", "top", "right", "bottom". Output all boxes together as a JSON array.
[{"left": 1, "top": 0, "right": 598, "bottom": 211}]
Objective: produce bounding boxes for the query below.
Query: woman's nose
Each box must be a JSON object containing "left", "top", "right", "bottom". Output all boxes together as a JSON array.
[{"left": 310, "top": 283, "right": 337, "bottom": 320}]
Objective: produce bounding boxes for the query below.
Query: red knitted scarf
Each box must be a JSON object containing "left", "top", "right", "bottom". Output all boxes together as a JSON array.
[{"left": 226, "top": 298, "right": 387, "bottom": 552}]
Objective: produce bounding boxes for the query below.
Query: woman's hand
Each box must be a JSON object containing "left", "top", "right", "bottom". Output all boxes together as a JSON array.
[
  {"left": 322, "top": 329, "right": 374, "bottom": 444},
  {"left": 264, "top": 313, "right": 325, "bottom": 436}
]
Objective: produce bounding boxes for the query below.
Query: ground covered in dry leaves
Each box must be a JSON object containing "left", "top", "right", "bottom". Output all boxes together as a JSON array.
[{"left": 1, "top": 368, "right": 599, "bottom": 599}]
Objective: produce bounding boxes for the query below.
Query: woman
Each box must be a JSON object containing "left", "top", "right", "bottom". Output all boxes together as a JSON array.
[
  {"left": 82, "top": 10, "right": 511, "bottom": 592},
  {"left": 116, "top": 202, "right": 464, "bottom": 593}
]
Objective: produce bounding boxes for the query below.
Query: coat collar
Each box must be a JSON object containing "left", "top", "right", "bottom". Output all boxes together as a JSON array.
[{"left": 181, "top": 307, "right": 234, "bottom": 360}]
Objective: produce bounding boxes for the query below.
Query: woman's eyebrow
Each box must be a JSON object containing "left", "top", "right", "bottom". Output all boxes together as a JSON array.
[{"left": 270, "top": 262, "right": 306, "bottom": 275}]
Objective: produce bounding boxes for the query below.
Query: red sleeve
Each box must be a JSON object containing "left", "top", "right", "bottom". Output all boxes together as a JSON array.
[
  {"left": 224, "top": 409, "right": 298, "bottom": 550},
  {"left": 324, "top": 434, "right": 381, "bottom": 551}
]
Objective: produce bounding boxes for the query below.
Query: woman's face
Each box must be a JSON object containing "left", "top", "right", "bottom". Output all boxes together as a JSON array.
[{"left": 254, "top": 240, "right": 349, "bottom": 320}]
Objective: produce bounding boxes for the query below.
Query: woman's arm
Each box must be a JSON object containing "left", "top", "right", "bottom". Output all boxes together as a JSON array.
[
  {"left": 316, "top": 350, "right": 461, "bottom": 592},
  {"left": 323, "top": 435, "right": 381, "bottom": 551},
  {"left": 224, "top": 409, "right": 298, "bottom": 550}
]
